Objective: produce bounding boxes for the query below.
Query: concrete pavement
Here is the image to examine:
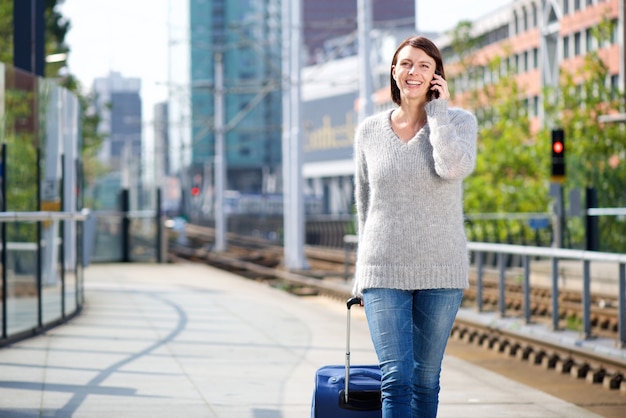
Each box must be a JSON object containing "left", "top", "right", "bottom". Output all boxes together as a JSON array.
[{"left": 0, "top": 262, "right": 605, "bottom": 417}]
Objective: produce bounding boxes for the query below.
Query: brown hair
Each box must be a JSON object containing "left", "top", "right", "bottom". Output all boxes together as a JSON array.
[{"left": 390, "top": 36, "right": 446, "bottom": 105}]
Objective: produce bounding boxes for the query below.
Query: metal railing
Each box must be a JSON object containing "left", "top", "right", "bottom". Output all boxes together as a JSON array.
[
  {"left": 343, "top": 235, "right": 626, "bottom": 348},
  {"left": 88, "top": 209, "right": 164, "bottom": 263},
  {"left": 468, "top": 242, "right": 626, "bottom": 347},
  {"left": 0, "top": 210, "right": 88, "bottom": 346}
]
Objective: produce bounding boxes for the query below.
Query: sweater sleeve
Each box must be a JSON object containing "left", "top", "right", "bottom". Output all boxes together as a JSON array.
[
  {"left": 353, "top": 122, "right": 369, "bottom": 237},
  {"left": 426, "top": 99, "right": 477, "bottom": 180}
]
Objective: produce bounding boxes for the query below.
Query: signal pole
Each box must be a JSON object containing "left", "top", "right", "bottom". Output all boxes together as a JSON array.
[
  {"left": 550, "top": 129, "right": 565, "bottom": 248},
  {"left": 541, "top": 2, "right": 564, "bottom": 249}
]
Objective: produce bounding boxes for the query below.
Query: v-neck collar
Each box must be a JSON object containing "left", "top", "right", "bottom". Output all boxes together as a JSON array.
[{"left": 386, "top": 109, "right": 429, "bottom": 146}]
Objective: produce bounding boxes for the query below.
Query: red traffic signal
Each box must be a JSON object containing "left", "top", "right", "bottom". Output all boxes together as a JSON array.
[
  {"left": 191, "top": 185, "right": 201, "bottom": 196},
  {"left": 551, "top": 129, "right": 565, "bottom": 181}
]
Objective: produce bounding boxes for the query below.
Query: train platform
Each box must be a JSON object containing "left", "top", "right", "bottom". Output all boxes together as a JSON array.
[{"left": 0, "top": 262, "right": 607, "bottom": 417}]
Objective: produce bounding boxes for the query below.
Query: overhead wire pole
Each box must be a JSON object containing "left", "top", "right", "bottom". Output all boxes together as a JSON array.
[
  {"left": 357, "top": 0, "right": 374, "bottom": 123},
  {"left": 214, "top": 52, "right": 226, "bottom": 252},
  {"left": 281, "top": 0, "right": 309, "bottom": 270}
]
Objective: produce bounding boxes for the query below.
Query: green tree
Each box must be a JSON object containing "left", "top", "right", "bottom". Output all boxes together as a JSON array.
[
  {"left": 447, "top": 15, "right": 624, "bottom": 250},
  {"left": 0, "top": 1, "right": 11, "bottom": 64},
  {"left": 0, "top": 0, "right": 105, "bottom": 195},
  {"left": 447, "top": 21, "right": 550, "bottom": 244},
  {"left": 544, "top": 16, "right": 626, "bottom": 251},
  {"left": 44, "top": 0, "right": 71, "bottom": 78}
]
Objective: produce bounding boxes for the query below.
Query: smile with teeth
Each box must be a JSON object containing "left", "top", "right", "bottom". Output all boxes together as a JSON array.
[{"left": 406, "top": 80, "right": 422, "bottom": 86}]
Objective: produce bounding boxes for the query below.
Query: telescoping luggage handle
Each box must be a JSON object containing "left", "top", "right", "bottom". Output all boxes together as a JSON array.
[{"left": 344, "top": 296, "right": 362, "bottom": 404}]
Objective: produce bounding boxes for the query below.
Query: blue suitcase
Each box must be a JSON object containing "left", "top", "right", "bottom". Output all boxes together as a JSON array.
[{"left": 311, "top": 297, "right": 382, "bottom": 417}]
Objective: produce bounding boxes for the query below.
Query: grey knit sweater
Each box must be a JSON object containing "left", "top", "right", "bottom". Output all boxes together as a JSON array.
[{"left": 352, "top": 99, "right": 477, "bottom": 296}]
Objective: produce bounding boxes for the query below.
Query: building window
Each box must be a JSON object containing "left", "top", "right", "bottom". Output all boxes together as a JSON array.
[
  {"left": 574, "top": 0, "right": 581, "bottom": 11},
  {"left": 523, "top": 7, "right": 528, "bottom": 31},
  {"left": 533, "top": 48, "right": 539, "bottom": 69},
  {"left": 610, "top": 75, "right": 619, "bottom": 100},
  {"left": 523, "top": 51, "right": 529, "bottom": 72},
  {"left": 585, "top": 28, "right": 594, "bottom": 52},
  {"left": 521, "top": 98, "right": 530, "bottom": 117},
  {"left": 574, "top": 32, "right": 581, "bottom": 56},
  {"left": 513, "top": 11, "right": 519, "bottom": 35},
  {"left": 611, "top": 19, "right": 618, "bottom": 44},
  {"left": 563, "top": 0, "right": 570, "bottom": 15},
  {"left": 532, "top": 3, "right": 538, "bottom": 28},
  {"left": 484, "top": 65, "right": 492, "bottom": 85},
  {"left": 563, "top": 35, "right": 570, "bottom": 59}
]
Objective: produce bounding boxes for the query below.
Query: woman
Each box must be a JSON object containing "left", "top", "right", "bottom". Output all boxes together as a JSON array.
[{"left": 353, "top": 35, "right": 477, "bottom": 418}]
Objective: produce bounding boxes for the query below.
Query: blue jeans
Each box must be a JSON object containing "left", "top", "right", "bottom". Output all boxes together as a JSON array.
[{"left": 362, "top": 288, "right": 463, "bottom": 418}]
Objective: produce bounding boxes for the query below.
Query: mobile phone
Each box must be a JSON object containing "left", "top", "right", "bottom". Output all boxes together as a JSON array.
[{"left": 430, "top": 70, "right": 442, "bottom": 100}]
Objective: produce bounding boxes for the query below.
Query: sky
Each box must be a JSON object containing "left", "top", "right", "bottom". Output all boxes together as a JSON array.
[{"left": 60, "top": 0, "right": 512, "bottom": 126}]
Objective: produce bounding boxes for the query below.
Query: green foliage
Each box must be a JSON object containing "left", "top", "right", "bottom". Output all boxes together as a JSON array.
[
  {"left": 449, "top": 15, "right": 624, "bottom": 250},
  {"left": 544, "top": 16, "right": 626, "bottom": 251},
  {"left": 3, "top": 82, "right": 39, "bottom": 242},
  {"left": 467, "top": 62, "right": 547, "bottom": 214},
  {"left": 448, "top": 23, "right": 549, "bottom": 243},
  {"left": 0, "top": 0, "right": 105, "bottom": 200},
  {"left": 4, "top": 89, "right": 37, "bottom": 209},
  {"left": 44, "top": 0, "right": 71, "bottom": 78},
  {"left": 0, "top": 1, "right": 11, "bottom": 64}
]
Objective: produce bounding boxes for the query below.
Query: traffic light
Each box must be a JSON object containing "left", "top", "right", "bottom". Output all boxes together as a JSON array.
[
  {"left": 551, "top": 129, "right": 565, "bottom": 182},
  {"left": 191, "top": 173, "right": 202, "bottom": 197}
]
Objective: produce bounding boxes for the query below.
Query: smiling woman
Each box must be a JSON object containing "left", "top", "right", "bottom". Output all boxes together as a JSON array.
[
  {"left": 352, "top": 35, "right": 478, "bottom": 418},
  {"left": 388, "top": 37, "right": 449, "bottom": 142}
]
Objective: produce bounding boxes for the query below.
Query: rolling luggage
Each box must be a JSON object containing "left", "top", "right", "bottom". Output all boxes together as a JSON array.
[{"left": 311, "top": 297, "right": 382, "bottom": 417}]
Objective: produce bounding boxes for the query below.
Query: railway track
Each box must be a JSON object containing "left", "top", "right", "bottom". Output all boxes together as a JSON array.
[{"left": 171, "top": 223, "right": 626, "bottom": 399}]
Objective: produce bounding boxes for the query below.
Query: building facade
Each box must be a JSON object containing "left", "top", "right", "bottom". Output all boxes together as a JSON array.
[
  {"left": 91, "top": 71, "right": 143, "bottom": 210},
  {"left": 301, "top": 28, "right": 415, "bottom": 216},
  {"left": 187, "top": 0, "right": 416, "bottom": 206},
  {"left": 303, "top": 0, "right": 624, "bottom": 216},
  {"left": 184, "top": 0, "right": 623, "bottom": 217},
  {"left": 93, "top": 71, "right": 143, "bottom": 172},
  {"left": 431, "top": 0, "right": 623, "bottom": 133},
  {"left": 303, "top": 0, "right": 415, "bottom": 63},
  {"left": 189, "top": 0, "right": 283, "bottom": 195}
]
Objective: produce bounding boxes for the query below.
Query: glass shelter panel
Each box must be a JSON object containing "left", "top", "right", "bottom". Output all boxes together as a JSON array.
[{"left": 1, "top": 63, "right": 85, "bottom": 345}]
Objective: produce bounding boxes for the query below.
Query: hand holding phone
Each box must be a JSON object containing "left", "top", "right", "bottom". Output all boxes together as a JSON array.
[{"left": 431, "top": 70, "right": 442, "bottom": 100}]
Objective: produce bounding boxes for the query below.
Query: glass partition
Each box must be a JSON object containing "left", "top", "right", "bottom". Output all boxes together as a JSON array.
[{"left": 0, "top": 63, "right": 85, "bottom": 345}]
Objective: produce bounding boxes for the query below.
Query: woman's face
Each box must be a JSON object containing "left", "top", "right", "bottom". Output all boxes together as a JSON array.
[{"left": 392, "top": 46, "right": 437, "bottom": 101}]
